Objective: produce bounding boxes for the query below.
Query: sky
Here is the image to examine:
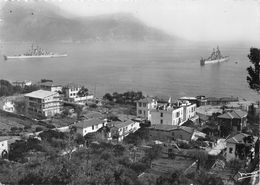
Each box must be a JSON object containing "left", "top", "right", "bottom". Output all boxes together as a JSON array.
[{"left": 1, "top": 0, "right": 260, "bottom": 43}]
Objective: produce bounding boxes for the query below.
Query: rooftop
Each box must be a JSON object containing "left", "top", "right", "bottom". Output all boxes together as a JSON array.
[
  {"left": 39, "top": 81, "right": 61, "bottom": 87},
  {"left": 179, "top": 97, "right": 197, "bottom": 100},
  {"left": 196, "top": 105, "right": 223, "bottom": 116},
  {"left": 74, "top": 118, "right": 104, "bottom": 128},
  {"left": 218, "top": 110, "right": 247, "bottom": 119},
  {"left": 226, "top": 133, "right": 258, "bottom": 144},
  {"left": 138, "top": 97, "right": 156, "bottom": 103},
  {"left": 149, "top": 124, "right": 178, "bottom": 131},
  {"left": 149, "top": 124, "right": 195, "bottom": 134},
  {"left": 112, "top": 119, "right": 134, "bottom": 129},
  {"left": 25, "top": 90, "right": 58, "bottom": 99}
]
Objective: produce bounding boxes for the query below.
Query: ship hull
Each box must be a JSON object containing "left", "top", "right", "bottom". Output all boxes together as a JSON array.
[
  {"left": 4, "top": 54, "right": 68, "bottom": 60},
  {"left": 200, "top": 57, "right": 229, "bottom": 65}
]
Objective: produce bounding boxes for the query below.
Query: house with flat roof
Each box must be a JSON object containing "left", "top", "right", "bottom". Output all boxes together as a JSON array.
[
  {"left": 150, "top": 100, "right": 196, "bottom": 126},
  {"left": 218, "top": 110, "right": 247, "bottom": 137},
  {"left": 73, "top": 118, "right": 107, "bottom": 136},
  {"left": 25, "top": 90, "right": 62, "bottom": 118}
]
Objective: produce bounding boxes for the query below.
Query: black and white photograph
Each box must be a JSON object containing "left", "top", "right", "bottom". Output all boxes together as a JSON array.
[{"left": 0, "top": 0, "right": 259, "bottom": 184}]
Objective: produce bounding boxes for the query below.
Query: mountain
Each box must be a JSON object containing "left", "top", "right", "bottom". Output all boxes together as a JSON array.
[{"left": 0, "top": 2, "right": 175, "bottom": 42}]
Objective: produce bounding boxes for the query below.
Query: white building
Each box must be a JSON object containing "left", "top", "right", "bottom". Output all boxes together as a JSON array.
[
  {"left": 64, "top": 83, "right": 82, "bottom": 100},
  {"left": 110, "top": 120, "right": 140, "bottom": 141},
  {"left": 12, "top": 80, "right": 32, "bottom": 88},
  {"left": 0, "top": 138, "right": 8, "bottom": 158},
  {"left": 3, "top": 101, "right": 15, "bottom": 113},
  {"left": 150, "top": 100, "right": 196, "bottom": 126},
  {"left": 64, "top": 83, "right": 92, "bottom": 104},
  {"left": 25, "top": 90, "right": 62, "bottom": 117},
  {"left": 74, "top": 118, "right": 107, "bottom": 136},
  {"left": 0, "top": 136, "right": 21, "bottom": 158},
  {"left": 136, "top": 97, "right": 157, "bottom": 120}
]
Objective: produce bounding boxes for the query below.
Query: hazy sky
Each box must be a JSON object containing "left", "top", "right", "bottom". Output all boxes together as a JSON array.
[{"left": 2, "top": 0, "right": 260, "bottom": 42}]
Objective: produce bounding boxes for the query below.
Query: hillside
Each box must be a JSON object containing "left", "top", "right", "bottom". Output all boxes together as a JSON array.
[{"left": 0, "top": 1, "right": 175, "bottom": 42}]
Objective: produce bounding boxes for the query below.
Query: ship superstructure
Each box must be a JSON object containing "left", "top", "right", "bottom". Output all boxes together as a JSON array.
[{"left": 200, "top": 46, "right": 229, "bottom": 65}]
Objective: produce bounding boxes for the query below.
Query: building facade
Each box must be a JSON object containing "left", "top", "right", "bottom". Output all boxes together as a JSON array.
[
  {"left": 3, "top": 101, "right": 15, "bottom": 113},
  {"left": 74, "top": 118, "right": 107, "bottom": 136},
  {"left": 110, "top": 120, "right": 140, "bottom": 141},
  {"left": 64, "top": 83, "right": 82, "bottom": 100},
  {"left": 136, "top": 97, "right": 157, "bottom": 120},
  {"left": 218, "top": 110, "right": 247, "bottom": 137},
  {"left": 150, "top": 101, "right": 196, "bottom": 126},
  {"left": 0, "top": 139, "right": 8, "bottom": 158},
  {"left": 225, "top": 133, "right": 258, "bottom": 161},
  {"left": 25, "top": 90, "right": 62, "bottom": 118}
]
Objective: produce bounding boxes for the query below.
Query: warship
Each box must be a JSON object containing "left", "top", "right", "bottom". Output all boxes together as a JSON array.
[
  {"left": 200, "top": 46, "right": 229, "bottom": 65},
  {"left": 3, "top": 44, "right": 67, "bottom": 60}
]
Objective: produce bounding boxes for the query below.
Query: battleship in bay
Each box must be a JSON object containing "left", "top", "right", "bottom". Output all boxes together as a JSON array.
[
  {"left": 3, "top": 45, "right": 68, "bottom": 60},
  {"left": 200, "top": 46, "right": 229, "bottom": 65}
]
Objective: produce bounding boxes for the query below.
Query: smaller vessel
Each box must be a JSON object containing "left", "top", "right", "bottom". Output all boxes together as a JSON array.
[
  {"left": 3, "top": 44, "right": 68, "bottom": 60},
  {"left": 200, "top": 46, "right": 229, "bottom": 65}
]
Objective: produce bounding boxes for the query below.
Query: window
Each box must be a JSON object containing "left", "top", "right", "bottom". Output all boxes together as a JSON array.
[
  {"left": 176, "top": 112, "right": 180, "bottom": 117},
  {"left": 229, "top": 147, "right": 233, "bottom": 154},
  {"left": 143, "top": 103, "right": 147, "bottom": 107},
  {"left": 160, "top": 119, "right": 163, "bottom": 124},
  {"left": 160, "top": 113, "right": 163, "bottom": 117},
  {"left": 138, "top": 102, "right": 142, "bottom": 107},
  {"left": 143, "top": 110, "right": 146, "bottom": 115},
  {"left": 138, "top": 110, "right": 142, "bottom": 114}
]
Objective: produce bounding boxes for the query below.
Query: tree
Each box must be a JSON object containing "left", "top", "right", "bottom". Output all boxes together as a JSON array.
[
  {"left": 103, "top": 93, "right": 113, "bottom": 101},
  {"left": 77, "top": 87, "right": 88, "bottom": 97},
  {"left": 247, "top": 48, "right": 260, "bottom": 93}
]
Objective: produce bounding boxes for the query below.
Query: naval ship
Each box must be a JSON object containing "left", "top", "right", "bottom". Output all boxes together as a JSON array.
[
  {"left": 3, "top": 44, "right": 68, "bottom": 60},
  {"left": 200, "top": 46, "right": 229, "bottom": 65}
]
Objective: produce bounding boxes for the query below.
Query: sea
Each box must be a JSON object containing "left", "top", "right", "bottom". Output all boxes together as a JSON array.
[{"left": 0, "top": 41, "right": 259, "bottom": 101}]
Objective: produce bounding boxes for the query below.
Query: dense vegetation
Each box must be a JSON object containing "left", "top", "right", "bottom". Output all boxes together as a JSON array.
[
  {"left": 247, "top": 48, "right": 260, "bottom": 93},
  {"left": 0, "top": 79, "right": 39, "bottom": 97},
  {"left": 103, "top": 91, "right": 144, "bottom": 105}
]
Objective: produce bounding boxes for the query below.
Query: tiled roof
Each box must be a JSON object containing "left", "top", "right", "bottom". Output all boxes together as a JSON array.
[
  {"left": 149, "top": 124, "right": 178, "bottom": 131},
  {"left": 226, "top": 133, "right": 258, "bottom": 144},
  {"left": 218, "top": 110, "right": 247, "bottom": 119},
  {"left": 25, "top": 90, "right": 58, "bottom": 99},
  {"left": 178, "top": 126, "right": 194, "bottom": 134},
  {"left": 149, "top": 124, "right": 196, "bottom": 134},
  {"left": 112, "top": 119, "right": 134, "bottom": 129},
  {"left": 74, "top": 118, "right": 104, "bottom": 128},
  {"left": 138, "top": 97, "right": 155, "bottom": 103}
]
